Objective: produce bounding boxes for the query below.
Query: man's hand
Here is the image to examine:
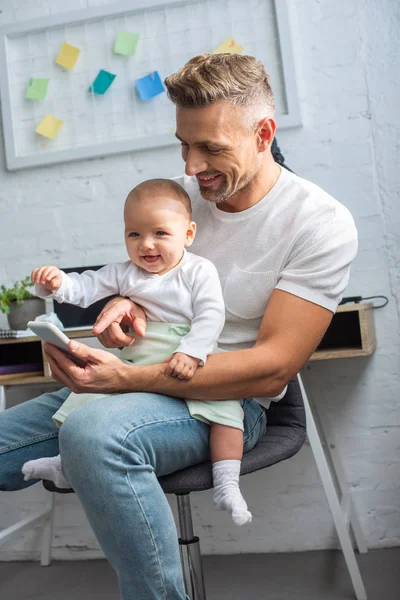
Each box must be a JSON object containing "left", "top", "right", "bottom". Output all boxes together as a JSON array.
[
  {"left": 92, "top": 296, "right": 147, "bottom": 349},
  {"left": 31, "top": 266, "right": 62, "bottom": 292},
  {"left": 164, "top": 353, "right": 201, "bottom": 380},
  {"left": 44, "top": 340, "right": 130, "bottom": 394}
]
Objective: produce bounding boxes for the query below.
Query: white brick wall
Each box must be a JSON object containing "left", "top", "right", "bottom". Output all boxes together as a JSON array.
[{"left": 0, "top": 0, "right": 399, "bottom": 559}]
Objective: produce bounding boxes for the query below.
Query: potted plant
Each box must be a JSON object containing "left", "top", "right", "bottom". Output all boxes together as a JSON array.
[{"left": 0, "top": 276, "right": 45, "bottom": 330}]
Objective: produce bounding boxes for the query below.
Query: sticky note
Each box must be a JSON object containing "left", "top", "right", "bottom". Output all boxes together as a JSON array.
[
  {"left": 55, "top": 42, "right": 80, "bottom": 70},
  {"left": 89, "top": 69, "right": 116, "bottom": 94},
  {"left": 35, "top": 114, "right": 63, "bottom": 139},
  {"left": 25, "top": 78, "right": 49, "bottom": 100},
  {"left": 213, "top": 38, "right": 244, "bottom": 55},
  {"left": 135, "top": 71, "right": 164, "bottom": 101},
  {"left": 114, "top": 31, "right": 140, "bottom": 56}
]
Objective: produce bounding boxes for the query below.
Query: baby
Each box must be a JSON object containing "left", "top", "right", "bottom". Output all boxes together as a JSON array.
[{"left": 22, "top": 178, "right": 253, "bottom": 525}]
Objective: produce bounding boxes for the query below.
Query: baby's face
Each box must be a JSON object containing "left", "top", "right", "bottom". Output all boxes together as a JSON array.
[{"left": 124, "top": 194, "right": 195, "bottom": 275}]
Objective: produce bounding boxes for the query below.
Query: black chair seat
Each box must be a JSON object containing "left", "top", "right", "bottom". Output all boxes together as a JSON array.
[
  {"left": 159, "top": 379, "right": 306, "bottom": 494},
  {"left": 43, "top": 379, "right": 306, "bottom": 496}
]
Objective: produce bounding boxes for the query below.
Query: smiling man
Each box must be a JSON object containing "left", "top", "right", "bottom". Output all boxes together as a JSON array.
[
  {"left": 0, "top": 54, "right": 358, "bottom": 600},
  {"left": 174, "top": 100, "right": 279, "bottom": 211}
]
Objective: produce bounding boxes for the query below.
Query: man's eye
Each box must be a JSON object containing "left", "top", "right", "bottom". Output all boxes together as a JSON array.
[
  {"left": 206, "top": 147, "right": 223, "bottom": 154},
  {"left": 156, "top": 231, "right": 167, "bottom": 236}
]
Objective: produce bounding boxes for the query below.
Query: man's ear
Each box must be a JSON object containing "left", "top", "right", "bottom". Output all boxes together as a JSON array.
[
  {"left": 185, "top": 221, "right": 197, "bottom": 247},
  {"left": 257, "top": 118, "right": 276, "bottom": 152}
]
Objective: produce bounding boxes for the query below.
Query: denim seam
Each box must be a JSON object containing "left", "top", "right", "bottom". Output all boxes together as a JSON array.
[
  {"left": 0, "top": 431, "right": 58, "bottom": 455},
  {"left": 119, "top": 416, "right": 197, "bottom": 445},
  {"left": 124, "top": 471, "right": 168, "bottom": 599}
]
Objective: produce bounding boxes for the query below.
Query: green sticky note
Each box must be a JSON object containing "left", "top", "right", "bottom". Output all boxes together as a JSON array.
[
  {"left": 114, "top": 31, "right": 140, "bottom": 56},
  {"left": 25, "top": 78, "right": 49, "bottom": 100}
]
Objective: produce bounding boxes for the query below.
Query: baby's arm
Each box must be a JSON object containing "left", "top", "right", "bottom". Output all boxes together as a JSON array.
[
  {"left": 33, "top": 263, "right": 130, "bottom": 308},
  {"left": 31, "top": 266, "right": 62, "bottom": 293},
  {"left": 165, "top": 259, "right": 225, "bottom": 379}
]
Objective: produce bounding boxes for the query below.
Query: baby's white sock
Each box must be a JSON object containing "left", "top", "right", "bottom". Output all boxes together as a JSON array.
[
  {"left": 21, "top": 454, "right": 71, "bottom": 489},
  {"left": 212, "top": 459, "right": 252, "bottom": 526}
]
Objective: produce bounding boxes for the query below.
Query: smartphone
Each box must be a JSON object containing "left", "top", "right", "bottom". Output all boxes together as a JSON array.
[{"left": 27, "top": 321, "right": 87, "bottom": 367}]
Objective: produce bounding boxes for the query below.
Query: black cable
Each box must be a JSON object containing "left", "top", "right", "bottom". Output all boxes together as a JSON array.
[
  {"left": 340, "top": 295, "right": 389, "bottom": 309},
  {"left": 361, "top": 295, "right": 389, "bottom": 309}
]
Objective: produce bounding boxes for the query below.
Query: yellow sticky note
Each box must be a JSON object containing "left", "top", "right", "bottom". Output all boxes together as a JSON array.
[
  {"left": 55, "top": 42, "right": 80, "bottom": 70},
  {"left": 213, "top": 38, "right": 244, "bottom": 55},
  {"left": 35, "top": 114, "right": 63, "bottom": 139}
]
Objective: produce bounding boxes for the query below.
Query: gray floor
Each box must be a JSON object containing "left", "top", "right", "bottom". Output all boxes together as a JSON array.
[{"left": 0, "top": 548, "right": 399, "bottom": 599}]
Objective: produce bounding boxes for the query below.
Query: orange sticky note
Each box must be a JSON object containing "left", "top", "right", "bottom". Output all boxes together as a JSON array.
[
  {"left": 35, "top": 114, "right": 63, "bottom": 139},
  {"left": 56, "top": 42, "right": 80, "bottom": 70},
  {"left": 213, "top": 38, "right": 244, "bottom": 55}
]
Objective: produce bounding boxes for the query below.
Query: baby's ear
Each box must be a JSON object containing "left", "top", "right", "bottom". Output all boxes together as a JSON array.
[{"left": 185, "top": 221, "right": 196, "bottom": 247}]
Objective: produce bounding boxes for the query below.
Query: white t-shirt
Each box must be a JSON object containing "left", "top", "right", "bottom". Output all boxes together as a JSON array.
[
  {"left": 175, "top": 166, "right": 358, "bottom": 353},
  {"left": 35, "top": 250, "right": 225, "bottom": 365}
]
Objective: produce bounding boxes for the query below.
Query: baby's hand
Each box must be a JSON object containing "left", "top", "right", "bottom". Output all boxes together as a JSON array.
[
  {"left": 165, "top": 353, "right": 201, "bottom": 380},
  {"left": 31, "top": 266, "right": 62, "bottom": 293}
]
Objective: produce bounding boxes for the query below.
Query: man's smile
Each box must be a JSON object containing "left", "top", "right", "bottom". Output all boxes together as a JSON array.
[{"left": 197, "top": 173, "right": 223, "bottom": 187}]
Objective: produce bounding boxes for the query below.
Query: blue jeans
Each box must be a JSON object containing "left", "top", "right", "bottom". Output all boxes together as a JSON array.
[{"left": 0, "top": 387, "right": 266, "bottom": 599}]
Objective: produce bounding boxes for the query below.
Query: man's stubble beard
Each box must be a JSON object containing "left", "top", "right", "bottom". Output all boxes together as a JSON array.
[
  {"left": 200, "top": 168, "right": 260, "bottom": 204},
  {"left": 199, "top": 181, "right": 231, "bottom": 204}
]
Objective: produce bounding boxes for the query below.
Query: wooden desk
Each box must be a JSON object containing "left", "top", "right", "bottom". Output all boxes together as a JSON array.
[{"left": 310, "top": 301, "right": 376, "bottom": 361}]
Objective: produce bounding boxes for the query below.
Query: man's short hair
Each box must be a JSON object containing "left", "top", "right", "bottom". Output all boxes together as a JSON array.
[{"left": 164, "top": 53, "right": 275, "bottom": 125}]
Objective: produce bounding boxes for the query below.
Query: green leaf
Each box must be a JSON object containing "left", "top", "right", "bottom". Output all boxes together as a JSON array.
[{"left": 0, "top": 276, "right": 35, "bottom": 314}]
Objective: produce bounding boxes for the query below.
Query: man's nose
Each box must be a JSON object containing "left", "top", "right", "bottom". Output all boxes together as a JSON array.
[{"left": 184, "top": 148, "right": 208, "bottom": 176}]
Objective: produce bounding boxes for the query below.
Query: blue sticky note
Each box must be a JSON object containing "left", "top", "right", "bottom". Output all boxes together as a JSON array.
[
  {"left": 89, "top": 69, "right": 116, "bottom": 94},
  {"left": 135, "top": 71, "right": 165, "bottom": 101}
]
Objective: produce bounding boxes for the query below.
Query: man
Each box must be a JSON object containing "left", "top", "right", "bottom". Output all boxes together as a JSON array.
[{"left": 0, "top": 54, "right": 357, "bottom": 599}]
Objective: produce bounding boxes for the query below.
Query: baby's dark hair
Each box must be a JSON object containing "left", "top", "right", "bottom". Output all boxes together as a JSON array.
[{"left": 127, "top": 178, "right": 192, "bottom": 219}]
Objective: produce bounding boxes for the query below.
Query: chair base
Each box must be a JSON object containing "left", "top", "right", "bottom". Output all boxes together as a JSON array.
[{"left": 177, "top": 494, "right": 207, "bottom": 600}]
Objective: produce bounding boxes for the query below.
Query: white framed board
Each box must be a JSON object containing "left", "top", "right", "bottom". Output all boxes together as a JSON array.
[{"left": 0, "top": 0, "right": 301, "bottom": 171}]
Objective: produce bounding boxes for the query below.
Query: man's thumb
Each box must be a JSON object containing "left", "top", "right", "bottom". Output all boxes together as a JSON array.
[{"left": 68, "top": 340, "right": 86, "bottom": 355}]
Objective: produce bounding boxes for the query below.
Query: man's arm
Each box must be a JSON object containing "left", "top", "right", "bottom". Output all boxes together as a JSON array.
[
  {"left": 142, "top": 288, "right": 333, "bottom": 399},
  {"left": 44, "top": 289, "right": 332, "bottom": 398}
]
